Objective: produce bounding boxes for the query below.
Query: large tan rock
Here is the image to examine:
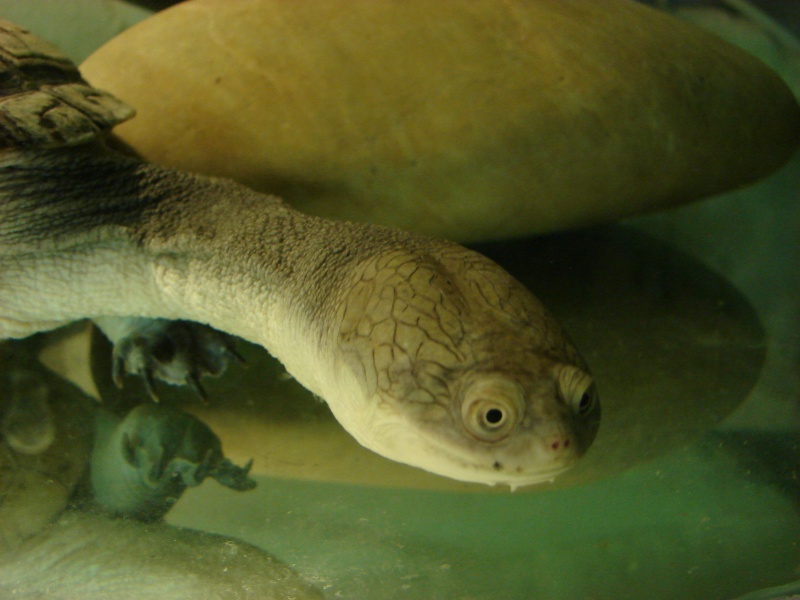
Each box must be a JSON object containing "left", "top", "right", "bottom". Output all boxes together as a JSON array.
[{"left": 82, "top": 0, "right": 800, "bottom": 242}]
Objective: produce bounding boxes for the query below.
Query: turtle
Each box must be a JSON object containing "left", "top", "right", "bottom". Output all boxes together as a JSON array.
[
  {"left": 0, "top": 336, "right": 323, "bottom": 598},
  {"left": 0, "top": 19, "right": 600, "bottom": 489}
]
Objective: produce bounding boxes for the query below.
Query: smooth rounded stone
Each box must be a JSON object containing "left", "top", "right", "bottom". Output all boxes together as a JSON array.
[
  {"left": 85, "top": 227, "right": 766, "bottom": 492},
  {"left": 80, "top": 0, "right": 800, "bottom": 243},
  {"left": 0, "top": 511, "right": 324, "bottom": 600}
]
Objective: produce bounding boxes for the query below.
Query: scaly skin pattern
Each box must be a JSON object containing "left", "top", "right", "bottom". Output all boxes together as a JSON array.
[{"left": 0, "top": 144, "right": 599, "bottom": 487}]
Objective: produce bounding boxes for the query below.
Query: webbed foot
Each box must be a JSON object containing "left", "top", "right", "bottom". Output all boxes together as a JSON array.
[
  {"left": 92, "top": 317, "right": 244, "bottom": 402},
  {"left": 91, "top": 403, "right": 255, "bottom": 522}
]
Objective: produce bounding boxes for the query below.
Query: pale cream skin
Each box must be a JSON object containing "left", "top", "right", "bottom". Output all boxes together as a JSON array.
[{"left": 0, "top": 144, "right": 599, "bottom": 488}]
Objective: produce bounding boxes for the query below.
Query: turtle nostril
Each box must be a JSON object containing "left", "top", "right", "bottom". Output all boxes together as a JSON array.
[{"left": 550, "top": 437, "right": 571, "bottom": 452}]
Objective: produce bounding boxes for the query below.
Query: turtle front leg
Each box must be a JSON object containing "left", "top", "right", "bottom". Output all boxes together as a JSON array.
[
  {"left": 89, "top": 403, "right": 255, "bottom": 522},
  {"left": 93, "top": 317, "right": 244, "bottom": 402}
]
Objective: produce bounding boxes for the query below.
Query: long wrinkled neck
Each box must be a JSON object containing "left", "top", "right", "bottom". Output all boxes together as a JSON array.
[
  {"left": 0, "top": 146, "right": 172, "bottom": 247},
  {"left": 131, "top": 159, "right": 357, "bottom": 370},
  {"left": 0, "top": 147, "right": 163, "bottom": 335},
  {"left": 0, "top": 144, "right": 401, "bottom": 390}
]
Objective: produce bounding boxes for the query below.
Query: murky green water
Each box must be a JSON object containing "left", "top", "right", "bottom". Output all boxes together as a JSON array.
[
  {"left": 162, "top": 216, "right": 799, "bottom": 599},
  {"left": 0, "top": 1, "right": 797, "bottom": 598}
]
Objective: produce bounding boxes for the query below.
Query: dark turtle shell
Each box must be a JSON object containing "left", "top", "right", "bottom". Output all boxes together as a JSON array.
[{"left": 0, "top": 20, "right": 133, "bottom": 150}]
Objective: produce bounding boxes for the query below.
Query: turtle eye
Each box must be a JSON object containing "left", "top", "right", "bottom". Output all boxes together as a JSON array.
[
  {"left": 557, "top": 365, "right": 597, "bottom": 417},
  {"left": 462, "top": 379, "right": 524, "bottom": 442}
]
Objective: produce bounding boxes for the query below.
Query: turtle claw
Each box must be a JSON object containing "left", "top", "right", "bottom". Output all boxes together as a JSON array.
[
  {"left": 226, "top": 345, "right": 247, "bottom": 366},
  {"left": 111, "top": 353, "right": 125, "bottom": 389},
  {"left": 94, "top": 317, "right": 241, "bottom": 402},
  {"left": 211, "top": 457, "right": 256, "bottom": 492},
  {"left": 142, "top": 369, "right": 160, "bottom": 403},
  {"left": 92, "top": 404, "right": 256, "bottom": 521},
  {"left": 111, "top": 346, "right": 161, "bottom": 402},
  {"left": 185, "top": 373, "right": 208, "bottom": 404}
]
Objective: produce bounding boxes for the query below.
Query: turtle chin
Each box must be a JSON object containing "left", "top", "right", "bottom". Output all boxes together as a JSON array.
[
  {"left": 353, "top": 402, "right": 582, "bottom": 489},
  {"left": 427, "top": 433, "right": 580, "bottom": 489},
  {"left": 325, "top": 366, "right": 587, "bottom": 488},
  {"left": 369, "top": 426, "right": 581, "bottom": 489}
]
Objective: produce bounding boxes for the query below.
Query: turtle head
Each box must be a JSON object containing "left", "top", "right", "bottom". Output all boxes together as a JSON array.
[{"left": 330, "top": 245, "right": 600, "bottom": 488}]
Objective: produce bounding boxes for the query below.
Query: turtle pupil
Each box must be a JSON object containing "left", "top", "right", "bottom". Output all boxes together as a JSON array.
[
  {"left": 485, "top": 408, "right": 504, "bottom": 425},
  {"left": 578, "top": 392, "right": 592, "bottom": 414}
]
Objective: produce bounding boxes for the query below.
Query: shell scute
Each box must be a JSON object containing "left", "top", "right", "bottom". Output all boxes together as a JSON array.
[{"left": 0, "top": 20, "right": 134, "bottom": 150}]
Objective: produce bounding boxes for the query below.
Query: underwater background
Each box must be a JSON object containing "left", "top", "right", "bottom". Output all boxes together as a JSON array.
[{"left": 0, "top": 1, "right": 797, "bottom": 598}]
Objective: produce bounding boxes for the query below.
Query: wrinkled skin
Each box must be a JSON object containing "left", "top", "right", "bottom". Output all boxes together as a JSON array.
[{"left": 0, "top": 145, "right": 599, "bottom": 487}]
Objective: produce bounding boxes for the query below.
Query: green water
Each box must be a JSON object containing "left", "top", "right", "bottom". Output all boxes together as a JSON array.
[
  {"left": 0, "top": 1, "right": 797, "bottom": 597},
  {"left": 168, "top": 432, "right": 799, "bottom": 599},
  {"left": 163, "top": 125, "right": 800, "bottom": 600},
  {"left": 165, "top": 156, "right": 800, "bottom": 599}
]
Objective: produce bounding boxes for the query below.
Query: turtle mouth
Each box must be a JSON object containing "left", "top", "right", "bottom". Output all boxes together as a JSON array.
[
  {"left": 452, "top": 456, "right": 577, "bottom": 489},
  {"left": 472, "top": 453, "right": 579, "bottom": 488},
  {"left": 401, "top": 426, "right": 580, "bottom": 489},
  {"left": 489, "top": 462, "right": 575, "bottom": 488}
]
